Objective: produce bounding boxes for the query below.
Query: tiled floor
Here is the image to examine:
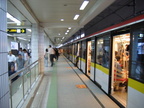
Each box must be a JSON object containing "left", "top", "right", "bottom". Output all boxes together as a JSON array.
[{"left": 30, "top": 56, "right": 120, "bottom": 108}]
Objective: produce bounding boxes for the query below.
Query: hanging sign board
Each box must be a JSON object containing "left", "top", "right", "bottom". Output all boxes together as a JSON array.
[{"left": 7, "top": 28, "right": 26, "bottom": 33}]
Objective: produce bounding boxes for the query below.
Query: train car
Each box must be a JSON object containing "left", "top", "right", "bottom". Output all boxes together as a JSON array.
[{"left": 63, "top": 14, "right": 144, "bottom": 108}]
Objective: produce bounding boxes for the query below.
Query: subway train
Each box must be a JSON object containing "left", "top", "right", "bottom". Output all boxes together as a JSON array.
[{"left": 62, "top": 14, "right": 144, "bottom": 108}]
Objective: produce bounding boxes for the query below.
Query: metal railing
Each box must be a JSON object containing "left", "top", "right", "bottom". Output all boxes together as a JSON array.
[{"left": 9, "top": 59, "right": 40, "bottom": 108}]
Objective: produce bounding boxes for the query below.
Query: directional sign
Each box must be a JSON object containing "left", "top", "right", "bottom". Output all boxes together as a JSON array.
[{"left": 7, "top": 28, "right": 26, "bottom": 33}]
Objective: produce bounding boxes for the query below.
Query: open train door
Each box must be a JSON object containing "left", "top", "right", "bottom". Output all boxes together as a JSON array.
[
  {"left": 110, "top": 33, "right": 130, "bottom": 107},
  {"left": 86, "top": 40, "right": 92, "bottom": 77}
]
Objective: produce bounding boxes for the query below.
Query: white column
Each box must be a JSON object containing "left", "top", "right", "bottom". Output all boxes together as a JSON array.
[
  {"left": 38, "top": 27, "right": 44, "bottom": 74},
  {"left": 31, "top": 24, "right": 39, "bottom": 62},
  {"left": 0, "top": 0, "right": 10, "bottom": 108}
]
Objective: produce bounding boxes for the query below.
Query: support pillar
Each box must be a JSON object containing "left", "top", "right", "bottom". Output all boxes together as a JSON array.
[{"left": 0, "top": 0, "right": 10, "bottom": 108}]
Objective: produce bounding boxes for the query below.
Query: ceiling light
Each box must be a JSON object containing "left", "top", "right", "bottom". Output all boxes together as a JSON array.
[
  {"left": 27, "top": 29, "right": 32, "bottom": 32},
  {"left": 66, "top": 30, "right": 69, "bottom": 32},
  {"left": 68, "top": 27, "right": 71, "bottom": 29},
  {"left": 65, "top": 32, "right": 68, "bottom": 35},
  {"left": 61, "top": 19, "right": 64, "bottom": 21},
  {"left": 7, "top": 13, "right": 21, "bottom": 24},
  {"left": 80, "top": 1, "right": 89, "bottom": 10},
  {"left": 81, "top": 33, "right": 85, "bottom": 38},
  {"left": 62, "top": 37, "right": 65, "bottom": 39},
  {"left": 17, "top": 37, "right": 27, "bottom": 41},
  {"left": 73, "top": 14, "right": 79, "bottom": 20},
  {"left": 58, "top": 33, "right": 61, "bottom": 35}
]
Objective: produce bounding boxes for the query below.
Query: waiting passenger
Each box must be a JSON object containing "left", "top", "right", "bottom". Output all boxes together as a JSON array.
[
  {"left": 16, "top": 54, "right": 25, "bottom": 76},
  {"left": 23, "top": 49, "right": 29, "bottom": 66},
  {"left": 8, "top": 66, "right": 19, "bottom": 82},
  {"left": 49, "top": 45, "right": 55, "bottom": 67},
  {"left": 44, "top": 48, "right": 49, "bottom": 67},
  {"left": 18, "top": 48, "right": 24, "bottom": 57},
  {"left": 8, "top": 51, "right": 16, "bottom": 71}
]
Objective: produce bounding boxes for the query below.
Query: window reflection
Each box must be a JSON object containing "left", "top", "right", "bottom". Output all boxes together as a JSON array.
[
  {"left": 96, "top": 36, "right": 110, "bottom": 68},
  {"left": 131, "top": 27, "right": 144, "bottom": 82},
  {"left": 91, "top": 38, "right": 95, "bottom": 63},
  {"left": 82, "top": 41, "right": 86, "bottom": 59}
]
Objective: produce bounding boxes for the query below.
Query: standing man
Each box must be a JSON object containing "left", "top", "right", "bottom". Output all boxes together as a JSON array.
[
  {"left": 18, "top": 48, "right": 24, "bottom": 57},
  {"left": 8, "top": 51, "right": 16, "bottom": 71},
  {"left": 49, "top": 45, "right": 55, "bottom": 67},
  {"left": 16, "top": 54, "right": 25, "bottom": 76}
]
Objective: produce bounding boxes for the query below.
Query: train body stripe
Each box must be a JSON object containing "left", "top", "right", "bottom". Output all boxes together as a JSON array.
[
  {"left": 75, "top": 14, "right": 144, "bottom": 42},
  {"left": 95, "top": 64, "right": 109, "bottom": 75},
  {"left": 128, "top": 78, "right": 144, "bottom": 93},
  {"left": 80, "top": 58, "right": 86, "bottom": 62}
]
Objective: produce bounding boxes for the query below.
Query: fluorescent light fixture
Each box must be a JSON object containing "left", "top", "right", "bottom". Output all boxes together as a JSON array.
[
  {"left": 17, "top": 37, "right": 27, "bottom": 41},
  {"left": 73, "top": 14, "right": 79, "bottom": 20},
  {"left": 61, "top": 19, "right": 64, "bottom": 21},
  {"left": 80, "top": 1, "right": 89, "bottom": 10},
  {"left": 7, "top": 34, "right": 13, "bottom": 36},
  {"left": 66, "top": 30, "right": 69, "bottom": 32},
  {"left": 7, "top": 13, "right": 21, "bottom": 25},
  {"left": 81, "top": 33, "right": 85, "bottom": 38},
  {"left": 27, "top": 29, "right": 32, "bottom": 32},
  {"left": 62, "top": 37, "right": 65, "bottom": 39},
  {"left": 65, "top": 32, "right": 68, "bottom": 35}
]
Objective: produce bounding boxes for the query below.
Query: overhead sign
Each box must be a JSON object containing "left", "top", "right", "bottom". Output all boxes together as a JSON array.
[{"left": 7, "top": 28, "right": 26, "bottom": 33}]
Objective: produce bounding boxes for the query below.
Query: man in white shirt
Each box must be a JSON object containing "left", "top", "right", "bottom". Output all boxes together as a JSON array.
[
  {"left": 8, "top": 51, "right": 16, "bottom": 71},
  {"left": 49, "top": 45, "right": 55, "bottom": 67}
]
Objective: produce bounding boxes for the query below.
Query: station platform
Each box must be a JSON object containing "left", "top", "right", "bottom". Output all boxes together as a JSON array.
[{"left": 29, "top": 55, "right": 119, "bottom": 108}]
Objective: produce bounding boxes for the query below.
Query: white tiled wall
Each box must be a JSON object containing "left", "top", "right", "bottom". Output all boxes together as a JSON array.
[
  {"left": 0, "top": 0, "right": 9, "bottom": 108},
  {"left": 31, "top": 24, "right": 39, "bottom": 62},
  {"left": 38, "top": 27, "right": 44, "bottom": 73}
]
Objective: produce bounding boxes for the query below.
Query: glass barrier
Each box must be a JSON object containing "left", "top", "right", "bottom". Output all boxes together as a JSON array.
[{"left": 9, "top": 59, "right": 40, "bottom": 108}]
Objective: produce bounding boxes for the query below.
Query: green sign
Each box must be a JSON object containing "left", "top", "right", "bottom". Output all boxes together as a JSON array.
[{"left": 7, "top": 28, "right": 26, "bottom": 33}]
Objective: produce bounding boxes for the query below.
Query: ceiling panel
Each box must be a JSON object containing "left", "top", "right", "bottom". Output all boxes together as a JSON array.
[{"left": 9, "top": 0, "right": 116, "bottom": 46}]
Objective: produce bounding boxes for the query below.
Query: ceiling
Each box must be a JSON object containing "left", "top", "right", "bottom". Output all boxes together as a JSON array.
[{"left": 8, "top": 0, "right": 116, "bottom": 46}]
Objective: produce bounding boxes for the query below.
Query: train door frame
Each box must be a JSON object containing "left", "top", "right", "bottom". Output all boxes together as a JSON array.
[
  {"left": 79, "top": 41, "right": 82, "bottom": 70},
  {"left": 77, "top": 42, "right": 81, "bottom": 69},
  {"left": 109, "top": 27, "right": 130, "bottom": 107},
  {"left": 93, "top": 37, "right": 96, "bottom": 82},
  {"left": 74, "top": 43, "right": 77, "bottom": 65},
  {"left": 86, "top": 39, "right": 92, "bottom": 77},
  {"left": 72, "top": 44, "right": 75, "bottom": 63}
]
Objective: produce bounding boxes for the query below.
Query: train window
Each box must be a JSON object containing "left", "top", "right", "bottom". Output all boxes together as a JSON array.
[
  {"left": 82, "top": 41, "right": 86, "bottom": 59},
  {"left": 96, "top": 36, "right": 110, "bottom": 68},
  {"left": 130, "top": 27, "right": 144, "bottom": 83}
]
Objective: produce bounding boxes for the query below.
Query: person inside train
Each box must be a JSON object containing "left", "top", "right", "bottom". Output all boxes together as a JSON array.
[{"left": 115, "top": 56, "right": 122, "bottom": 73}]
